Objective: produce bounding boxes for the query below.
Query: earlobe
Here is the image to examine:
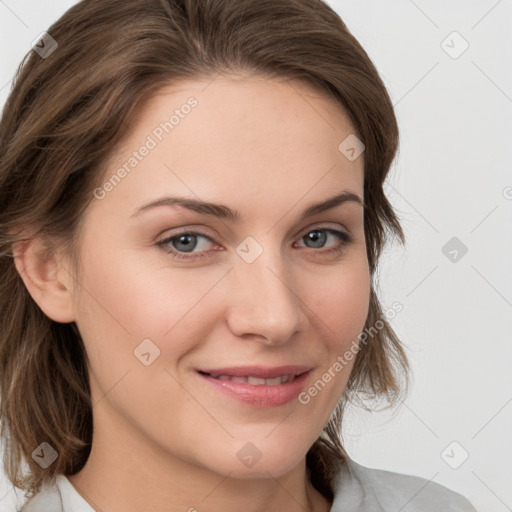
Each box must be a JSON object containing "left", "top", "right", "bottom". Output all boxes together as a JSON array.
[{"left": 12, "top": 237, "right": 77, "bottom": 323}]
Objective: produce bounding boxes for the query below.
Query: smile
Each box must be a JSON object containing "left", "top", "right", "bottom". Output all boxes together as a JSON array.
[
  {"left": 196, "top": 366, "right": 312, "bottom": 407},
  {"left": 203, "top": 373, "right": 298, "bottom": 385}
]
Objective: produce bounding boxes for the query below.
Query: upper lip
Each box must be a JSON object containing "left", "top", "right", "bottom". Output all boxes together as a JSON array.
[{"left": 197, "top": 365, "right": 312, "bottom": 379}]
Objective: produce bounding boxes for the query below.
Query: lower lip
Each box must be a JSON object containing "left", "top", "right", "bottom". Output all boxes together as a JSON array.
[{"left": 197, "top": 371, "right": 311, "bottom": 407}]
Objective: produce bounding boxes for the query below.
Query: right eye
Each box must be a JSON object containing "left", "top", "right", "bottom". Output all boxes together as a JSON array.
[{"left": 156, "top": 230, "right": 222, "bottom": 261}]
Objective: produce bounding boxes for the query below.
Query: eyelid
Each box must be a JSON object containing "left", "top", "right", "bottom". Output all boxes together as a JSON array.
[
  {"left": 156, "top": 225, "right": 218, "bottom": 243},
  {"left": 297, "top": 221, "right": 351, "bottom": 238}
]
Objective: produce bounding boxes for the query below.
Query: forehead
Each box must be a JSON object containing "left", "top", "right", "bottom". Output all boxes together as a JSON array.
[
  {"left": 137, "top": 74, "right": 357, "bottom": 145},
  {"left": 91, "top": 75, "right": 364, "bottom": 223}
]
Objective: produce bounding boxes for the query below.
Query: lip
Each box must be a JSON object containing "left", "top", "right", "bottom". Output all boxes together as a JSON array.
[
  {"left": 196, "top": 365, "right": 312, "bottom": 407},
  {"left": 197, "top": 365, "right": 311, "bottom": 379}
]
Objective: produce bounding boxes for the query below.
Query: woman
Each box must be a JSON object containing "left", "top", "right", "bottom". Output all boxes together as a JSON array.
[{"left": 0, "top": 0, "right": 478, "bottom": 511}]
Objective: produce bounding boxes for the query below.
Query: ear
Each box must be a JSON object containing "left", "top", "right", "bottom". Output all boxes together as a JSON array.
[{"left": 12, "top": 236, "right": 77, "bottom": 323}]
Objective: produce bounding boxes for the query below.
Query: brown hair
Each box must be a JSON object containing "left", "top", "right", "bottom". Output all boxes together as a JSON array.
[{"left": 0, "top": 0, "right": 409, "bottom": 504}]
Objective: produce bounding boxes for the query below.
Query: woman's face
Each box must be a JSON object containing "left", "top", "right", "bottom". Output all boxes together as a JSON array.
[{"left": 69, "top": 74, "right": 370, "bottom": 478}]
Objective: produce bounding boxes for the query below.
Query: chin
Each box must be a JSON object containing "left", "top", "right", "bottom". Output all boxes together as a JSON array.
[{"left": 205, "top": 445, "right": 307, "bottom": 480}]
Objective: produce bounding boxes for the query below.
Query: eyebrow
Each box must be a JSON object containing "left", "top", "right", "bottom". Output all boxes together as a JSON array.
[{"left": 130, "top": 190, "right": 364, "bottom": 221}]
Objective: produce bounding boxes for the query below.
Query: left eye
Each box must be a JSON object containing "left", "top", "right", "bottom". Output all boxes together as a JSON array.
[
  {"left": 156, "top": 227, "right": 352, "bottom": 261},
  {"left": 295, "top": 228, "right": 352, "bottom": 250}
]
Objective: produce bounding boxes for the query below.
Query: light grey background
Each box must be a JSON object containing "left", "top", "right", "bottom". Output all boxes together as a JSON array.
[{"left": 1, "top": 1, "right": 511, "bottom": 511}]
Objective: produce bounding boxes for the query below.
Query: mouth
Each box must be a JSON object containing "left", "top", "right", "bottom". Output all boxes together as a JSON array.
[
  {"left": 198, "top": 372, "right": 300, "bottom": 386},
  {"left": 195, "top": 365, "right": 312, "bottom": 407}
]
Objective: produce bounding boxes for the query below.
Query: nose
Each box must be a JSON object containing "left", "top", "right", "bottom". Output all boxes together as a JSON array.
[{"left": 225, "top": 246, "right": 308, "bottom": 346}]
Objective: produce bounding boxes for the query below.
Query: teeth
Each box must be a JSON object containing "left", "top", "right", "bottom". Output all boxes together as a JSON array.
[
  {"left": 208, "top": 374, "right": 296, "bottom": 385},
  {"left": 264, "top": 377, "right": 283, "bottom": 386},
  {"left": 247, "top": 376, "right": 266, "bottom": 385}
]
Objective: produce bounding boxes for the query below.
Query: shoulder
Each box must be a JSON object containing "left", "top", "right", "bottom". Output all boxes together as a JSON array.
[
  {"left": 330, "top": 458, "right": 478, "bottom": 512},
  {"left": 18, "top": 479, "right": 63, "bottom": 512}
]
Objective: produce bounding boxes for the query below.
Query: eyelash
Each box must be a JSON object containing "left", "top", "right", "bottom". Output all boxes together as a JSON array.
[{"left": 156, "top": 227, "right": 353, "bottom": 261}]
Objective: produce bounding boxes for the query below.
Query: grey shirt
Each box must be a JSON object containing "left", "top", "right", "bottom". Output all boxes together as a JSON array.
[{"left": 19, "top": 458, "right": 478, "bottom": 511}]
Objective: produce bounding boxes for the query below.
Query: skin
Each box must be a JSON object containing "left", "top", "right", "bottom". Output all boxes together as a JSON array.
[{"left": 15, "top": 74, "right": 370, "bottom": 512}]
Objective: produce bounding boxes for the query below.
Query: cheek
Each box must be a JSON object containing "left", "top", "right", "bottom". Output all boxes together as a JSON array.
[
  {"left": 300, "top": 272, "right": 370, "bottom": 414},
  {"left": 73, "top": 248, "right": 227, "bottom": 371},
  {"left": 310, "top": 260, "right": 371, "bottom": 350}
]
